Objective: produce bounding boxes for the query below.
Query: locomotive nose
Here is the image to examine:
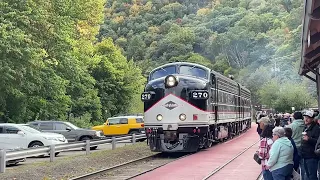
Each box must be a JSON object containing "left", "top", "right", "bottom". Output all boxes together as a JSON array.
[{"left": 164, "top": 75, "right": 179, "bottom": 88}]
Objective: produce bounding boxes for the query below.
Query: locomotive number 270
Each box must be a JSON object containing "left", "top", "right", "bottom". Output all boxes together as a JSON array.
[{"left": 192, "top": 91, "right": 209, "bottom": 99}]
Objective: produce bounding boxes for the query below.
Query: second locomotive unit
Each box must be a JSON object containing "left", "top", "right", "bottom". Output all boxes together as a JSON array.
[{"left": 141, "top": 62, "right": 252, "bottom": 152}]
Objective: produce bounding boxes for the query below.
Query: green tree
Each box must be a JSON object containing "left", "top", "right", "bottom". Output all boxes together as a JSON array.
[
  {"left": 91, "top": 38, "right": 145, "bottom": 118},
  {"left": 127, "top": 35, "right": 146, "bottom": 61},
  {"left": 258, "top": 80, "right": 281, "bottom": 109},
  {"left": 274, "top": 83, "right": 316, "bottom": 112},
  {"left": 169, "top": 53, "right": 214, "bottom": 69},
  {"left": 0, "top": 0, "right": 73, "bottom": 122}
]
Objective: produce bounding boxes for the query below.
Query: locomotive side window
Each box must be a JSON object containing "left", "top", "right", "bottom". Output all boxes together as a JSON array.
[
  {"left": 218, "top": 91, "right": 223, "bottom": 103},
  {"left": 179, "top": 65, "right": 208, "bottom": 79},
  {"left": 150, "top": 66, "right": 176, "bottom": 80},
  {"left": 223, "top": 93, "right": 227, "bottom": 104},
  {"left": 227, "top": 94, "right": 231, "bottom": 104},
  {"left": 210, "top": 88, "right": 215, "bottom": 102}
]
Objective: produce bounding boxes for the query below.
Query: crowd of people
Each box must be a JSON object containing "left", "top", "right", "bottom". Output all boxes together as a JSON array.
[{"left": 255, "top": 110, "right": 320, "bottom": 180}]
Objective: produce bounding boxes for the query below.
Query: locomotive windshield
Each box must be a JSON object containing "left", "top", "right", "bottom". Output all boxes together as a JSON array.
[
  {"left": 150, "top": 65, "right": 176, "bottom": 80},
  {"left": 179, "top": 65, "right": 208, "bottom": 79},
  {"left": 149, "top": 64, "right": 208, "bottom": 80}
]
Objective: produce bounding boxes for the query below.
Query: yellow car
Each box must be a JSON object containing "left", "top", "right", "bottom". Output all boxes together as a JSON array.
[{"left": 92, "top": 116, "right": 145, "bottom": 136}]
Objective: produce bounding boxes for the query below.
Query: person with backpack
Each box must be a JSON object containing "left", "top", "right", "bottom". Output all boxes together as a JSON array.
[
  {"left": 284, "top": 127, "right": 299, "bottom": 171},
  {"left": 257, "top": 117, "right": 274, "bottom": 180}
]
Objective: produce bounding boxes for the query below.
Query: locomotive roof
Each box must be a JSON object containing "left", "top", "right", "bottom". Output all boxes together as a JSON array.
[
  {"left": 211, "top": 69, "right": 250, "bottom": 94},
  {"left": 239, "top": 84, "right": 250, "bottom": 93},
  {"left": 150, "top": 62, "right": 211, "bottom": 73},
  {"left": 150, "top": 62, "right": 250, "bottom": 94}
]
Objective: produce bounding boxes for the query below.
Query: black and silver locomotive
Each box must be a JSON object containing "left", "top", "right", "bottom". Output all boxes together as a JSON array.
[{"left": 141, "top": 62, "right": 252, "bottom": 152}]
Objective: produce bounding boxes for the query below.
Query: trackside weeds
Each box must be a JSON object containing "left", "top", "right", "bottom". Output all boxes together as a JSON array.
[{"left": 0, "top": 143, "right": 157, "bottom": 180}]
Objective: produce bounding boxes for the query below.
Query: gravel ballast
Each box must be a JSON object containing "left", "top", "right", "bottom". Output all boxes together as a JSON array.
[{"left": 0, "top": 143, "right": 157, "bottom": 180}]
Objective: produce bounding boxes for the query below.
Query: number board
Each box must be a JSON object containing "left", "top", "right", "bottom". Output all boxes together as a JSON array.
[
  {"left": 141, "top": 92, "right": 153, "bottom": 101},
  {"left": 191, "top": 90, "right": 209, "bottom": 99}
]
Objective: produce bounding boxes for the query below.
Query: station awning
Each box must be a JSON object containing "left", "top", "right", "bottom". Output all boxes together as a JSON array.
[
  {"left": 300, "top": 0, "right": 320, "bottom": 109},
  {"left": 300, "top": 0, "right": 320, "bottom": 80}
]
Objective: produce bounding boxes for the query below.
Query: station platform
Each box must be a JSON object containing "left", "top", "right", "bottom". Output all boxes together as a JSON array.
[{"left": 134, "top": 123, "right": 261, "bottom": 180}]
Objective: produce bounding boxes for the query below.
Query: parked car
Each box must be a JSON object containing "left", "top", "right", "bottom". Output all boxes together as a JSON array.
[
  {"left": 92, "top": 116, "right": 146, "bottom": 141},
  {"left": 0, "top": 123, "right": 68, "bottom": 156},
  {"left": 28, "top": 121, "right": 104, "bottom": 150}
]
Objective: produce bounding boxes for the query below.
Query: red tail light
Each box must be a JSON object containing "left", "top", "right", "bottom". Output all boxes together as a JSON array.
[
  {"left": 193, "top": 129, "right": 196, "bottom": 133},
  {"left": 141, "top": 124, "right": 144, "bottom": 127},
  {"left": 193, "top": 114, "right": 198, "bottom": 120},
  {"left": 197, "top": 129, "right": 200, "bottom": 133}
]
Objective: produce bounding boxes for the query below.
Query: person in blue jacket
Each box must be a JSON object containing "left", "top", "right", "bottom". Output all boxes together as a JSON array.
[
  {"left": 266, "top": 127, "right": 294, "bottom": 180},
  {"left": 284, "top": 127, "right": 299, "bottom": 171}
]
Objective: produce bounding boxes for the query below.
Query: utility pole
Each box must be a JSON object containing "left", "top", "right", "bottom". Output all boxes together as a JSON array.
[{"left": 271, "top": 61, "right": 280, "bottom": 79}]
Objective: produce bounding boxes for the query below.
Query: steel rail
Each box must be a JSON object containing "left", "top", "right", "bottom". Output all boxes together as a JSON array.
[
  {"left": 69, "top": 154, "right": 161, "bottom": 180},
  {"left": 126, "top": 153, "right": 193, "bottom": 180},
  {"left": 70, "top": 152, "right": 192, "bottom": 180}
]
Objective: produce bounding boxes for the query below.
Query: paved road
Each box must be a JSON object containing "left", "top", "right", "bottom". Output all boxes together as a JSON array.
[{"left": 6, "top": 140, "right": 135, "bottom": 169}]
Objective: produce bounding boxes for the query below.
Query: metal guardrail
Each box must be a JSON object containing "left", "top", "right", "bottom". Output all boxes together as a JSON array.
[{"left": 0, "top": 133, "right": 146, "bottom": 173}]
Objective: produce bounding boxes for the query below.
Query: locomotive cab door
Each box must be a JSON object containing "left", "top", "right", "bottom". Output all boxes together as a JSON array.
[
  {"left": 237, "top": 84, "right": 241, "bottom": 119},
  {"left": 210, "top": 73, "right": 217, "bottom": 121}
]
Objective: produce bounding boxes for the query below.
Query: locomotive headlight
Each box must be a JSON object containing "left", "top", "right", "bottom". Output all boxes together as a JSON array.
[
  {"left": 167, "top": 76, "right": 175, "bottom": 86},
  {"left": 179, "top": 113, "right": 186, "bottom": 121},
  {"left": 165, "top": 75, "right": 178, "bottom": 88},
  {"left": 156, "top": 114, "right": 163, "bottom": 121}
]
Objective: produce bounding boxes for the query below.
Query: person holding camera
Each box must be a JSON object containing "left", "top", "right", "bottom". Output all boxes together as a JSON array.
[{"left": 300, "top": 111, "right": 320, "bottom": 180}]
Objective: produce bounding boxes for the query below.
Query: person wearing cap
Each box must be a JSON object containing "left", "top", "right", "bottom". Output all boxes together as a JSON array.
[
  {"left": 300, "top": 110, "right": 320, "bottom": 180},
  {"left": 266, "top": 127, "right": 293, "bottom": 179},
  {"left": 257, "top": 117, "right": 274, "bottom": 180}
]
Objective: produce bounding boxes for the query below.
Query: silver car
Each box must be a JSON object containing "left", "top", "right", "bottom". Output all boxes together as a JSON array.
[{"left": 28, "top": 121, "right": 104, "bottom": 150}]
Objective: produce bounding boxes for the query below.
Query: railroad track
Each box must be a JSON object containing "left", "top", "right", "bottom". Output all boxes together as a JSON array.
[
  {"left": 201, "top": 140, "right": 260, "bottom": 180},
  {"left": 69, "top": 152, "right": 191, "bottom": 180},
  {"left": 70, "top": 129, "right": 254, "bottom": 180}
]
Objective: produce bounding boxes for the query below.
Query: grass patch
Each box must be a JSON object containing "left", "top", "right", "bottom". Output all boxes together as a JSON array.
[{"left": 0, "top": 143, "right": 156, "bottom": 180}]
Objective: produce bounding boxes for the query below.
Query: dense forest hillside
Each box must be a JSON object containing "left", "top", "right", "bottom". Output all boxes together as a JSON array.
[
  {"left": 99, "top": 0, "right": 315, "bottom": 112},
  {"left": 0, "top": 0, "right": 144, "bottom": 126},
  {"left": 0, "top": 0, "right": 316, "bottom": 126}
]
